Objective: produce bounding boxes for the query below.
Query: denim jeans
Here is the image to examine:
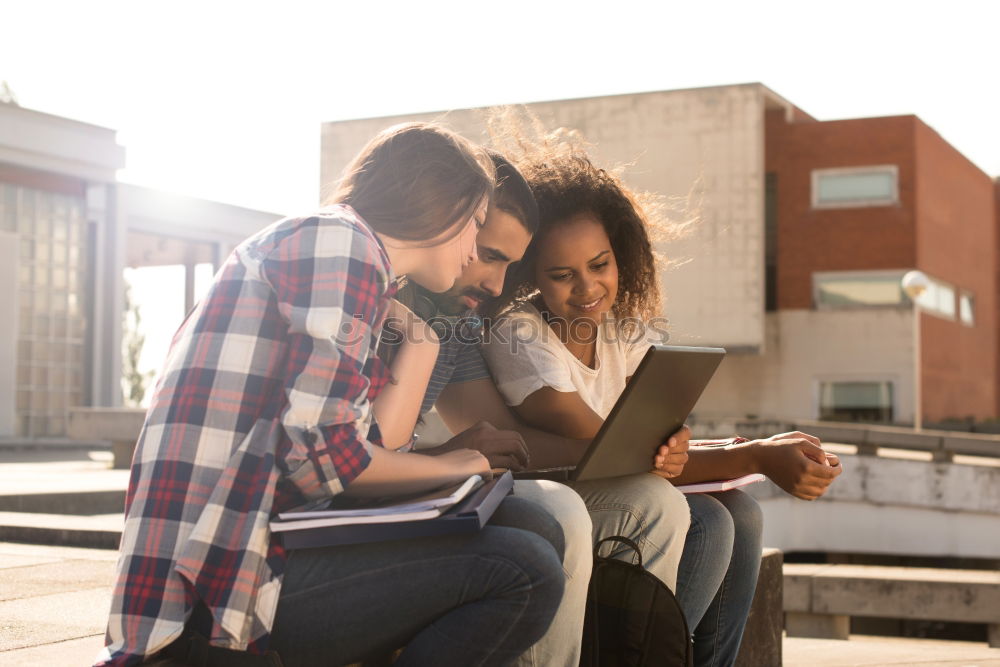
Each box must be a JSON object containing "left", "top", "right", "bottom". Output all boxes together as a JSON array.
[
  {"left": 268, "top": 495, "right": 565, "bottom": 667},
  {"left": 674, "top": 490, "right": 763, "bottom": 667},
  {"left": 510, "top": 480, "right": 593, "bottom": 667},
  {"left": 569, "top": 472, "right": 691, "bottom": 591}
]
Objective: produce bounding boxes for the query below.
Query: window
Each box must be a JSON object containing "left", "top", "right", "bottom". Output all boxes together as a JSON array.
[
  {"left": 814, "top": 270, "right": 963, "bottom": 322},
  {"left": 959, "top": 292, "right": 975, "bottom": 326},
  {"left": 812, "top": 166, "right": 898, "bottom": 208},
  {"left": 1, "top": 183, "right": 89, "bottom": 437},
  {"left": 814, "top": 271, "right": 906, "bottom": 308},
  {"left": 819, "top": 381, "right": 894, "bottom": 423},
  {"left": 915, "top": 279, "right": 956, "bottom": 320}
]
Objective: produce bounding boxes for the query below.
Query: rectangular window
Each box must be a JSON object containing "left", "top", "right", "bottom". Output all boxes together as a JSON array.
[
  {"left": 813, "top": 271, "right": 906, "bottom": 309},
  {"left": 959, "top": 292, "right": 975, "bottom": 326},
  {"left": 914, "top": 278, "right": 956, "bottom": 320},
  {"left": 819, "top": 380, "right": 894, "bottom": 423},
  {"left": 2, "top": 183, "right": 88, "bottom": 437},
  {"left": 812, "top": 166, "right": 899, "bottom": 208}
]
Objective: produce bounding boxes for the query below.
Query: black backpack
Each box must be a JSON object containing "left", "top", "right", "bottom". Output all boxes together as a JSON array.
[{"left": 580, "top": 536, "right": 692, "bottom": 667}]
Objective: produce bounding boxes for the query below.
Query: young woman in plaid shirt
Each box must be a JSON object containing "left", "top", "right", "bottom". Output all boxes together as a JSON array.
[{"left": 99, "top": 123, "right": 565, "bottom": 666}]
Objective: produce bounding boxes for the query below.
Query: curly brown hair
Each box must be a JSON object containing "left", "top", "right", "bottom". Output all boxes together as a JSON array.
[{"left": 487, "top": 109, "right": 688, "bottom": 322}]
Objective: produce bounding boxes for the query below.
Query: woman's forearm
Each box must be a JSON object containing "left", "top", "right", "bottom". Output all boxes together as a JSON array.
[
  {"left": 667, "top": 442, "right": 758, "bottom": 485},
  {"left": 373, "top": 319, "right": 439, "bottom": 448},
  {"left": 343, "top": 445, "right": 489, "bottom": 497}
]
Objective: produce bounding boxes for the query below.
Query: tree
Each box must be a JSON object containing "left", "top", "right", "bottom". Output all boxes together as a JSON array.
[{"left": 121, "top": 281, "right": 153, "bottom": 407}]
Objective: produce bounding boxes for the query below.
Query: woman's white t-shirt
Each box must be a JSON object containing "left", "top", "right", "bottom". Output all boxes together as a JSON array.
[{"left": 482, "top": 303, "right": 663, "bottom": 419}]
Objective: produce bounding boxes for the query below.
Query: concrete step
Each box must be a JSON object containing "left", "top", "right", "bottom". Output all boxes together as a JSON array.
[
  {"left": 784, "top": 562, "right": 1000, "bottom": 648},
  {"left": 783, "top": 634, "right": 1000, "bottom": 666},
  {"left": 0, "top": 511, "right": 122, "bottom": 549},
  {"left": 0, "top": 490, "right": 125, "bottom": 515}
]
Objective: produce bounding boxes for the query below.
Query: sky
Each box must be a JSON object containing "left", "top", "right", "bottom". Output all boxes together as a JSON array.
[{"left": 3, "top": 0, "right": 999, "bottom": 216}]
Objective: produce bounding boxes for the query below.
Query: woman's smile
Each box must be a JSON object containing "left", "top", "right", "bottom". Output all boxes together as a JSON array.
[
  {"left": 534, "top": 212, "right": 619, "bottom": 325},
  {"left": 569, "top": 295, "right": 606, "bottom": 312}
]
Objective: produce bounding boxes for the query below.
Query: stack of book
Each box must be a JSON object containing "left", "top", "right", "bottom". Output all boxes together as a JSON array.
[{"left": 271, "top": 471, "right": 514, "bottom": 550}]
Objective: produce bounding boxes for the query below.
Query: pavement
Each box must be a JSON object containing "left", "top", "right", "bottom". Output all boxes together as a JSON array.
[{"left": 2, "top": 446, "right": 1000, "bottom": 666}]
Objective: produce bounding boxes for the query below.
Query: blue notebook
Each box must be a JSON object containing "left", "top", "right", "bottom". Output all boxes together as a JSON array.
[{"left": 275, "top": 471, "right": 514, "bottom": 550}]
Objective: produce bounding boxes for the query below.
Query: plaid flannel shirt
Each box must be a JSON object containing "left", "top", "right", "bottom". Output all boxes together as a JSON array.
[{"left": 98, "top": 205, "right": 396, "bottom": 665}]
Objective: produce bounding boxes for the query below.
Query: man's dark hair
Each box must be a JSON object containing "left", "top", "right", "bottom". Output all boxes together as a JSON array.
[{"left": 488, "top": 150, "right": 538, "bottom": 234}]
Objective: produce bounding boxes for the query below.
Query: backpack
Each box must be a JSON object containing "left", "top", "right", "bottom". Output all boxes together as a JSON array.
[{"left": 580, "top": 536, "right": 693, "bottom": 667}]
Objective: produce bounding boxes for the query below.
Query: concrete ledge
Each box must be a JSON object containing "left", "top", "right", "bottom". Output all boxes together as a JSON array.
[
  {"left": 0, "top": 438, "right": 110, "bottom": 451},
  {"left": 942, "top": 432, "right": 1000, "bottom": 457},
  {"left": 0, "top": 512, "right": 122, "bottom": 550},
  {"left": 784, "top": 563, "right": 1000, "bottom": 647},
  {"left": 735, "top": 547, "right": 783, "bottom": 666},
  {"left": 0, "top": 491, "right": 125, "bottom": 515},
  {"left": 867, "top": 427, "right": 943, "bottom": 453},
  {"left": 68, "top": 408, "right": 145, "bottom": 469},
  {"left": 793, "top": 421, "right": 871, "bottom": 447},
  {"left": 67, "top": 408, "right": 145, "bottom": 441},
  {"left": 786, "top": 611, "right": 849, "bottom": 640},
  {"left": 791, "top": 420, "right": 1000, "bottom": 459}
]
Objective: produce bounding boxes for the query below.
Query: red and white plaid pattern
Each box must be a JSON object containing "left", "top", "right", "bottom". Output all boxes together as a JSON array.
[{"left": 98, "top": 205, "right": 396, "bottom": 665}]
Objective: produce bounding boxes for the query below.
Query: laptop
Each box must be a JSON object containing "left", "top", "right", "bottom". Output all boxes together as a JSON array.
[{"left": 517, "top": 345, "right": 726, "bottom": 482}]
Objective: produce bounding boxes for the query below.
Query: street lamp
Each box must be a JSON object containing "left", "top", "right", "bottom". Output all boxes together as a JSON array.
[{"left": 901, "top": 270, "right": 930, "bottom": 430}]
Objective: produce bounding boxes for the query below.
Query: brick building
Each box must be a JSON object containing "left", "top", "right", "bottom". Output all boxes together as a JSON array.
[
  {"left": 321, "top": 83, "right": 999, "bottom": 426},
  {"left": 762, "top": 112, "right": 997, "bottom": 423}
]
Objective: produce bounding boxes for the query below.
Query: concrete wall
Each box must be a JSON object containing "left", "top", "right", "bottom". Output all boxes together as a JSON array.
[
  {"left": 321, "top": 84, "right": 774, "bottom": 352},
  {"left": 748, "top": 453, "right": 1000, "bottom": 559},
  {"left": 695, "top": 309, "right": 913, "bottom": 422},
  {"left": 914, "top": 121, "right": 998, "bottom": 421},
  {"left": 119, "top": 184, "right": 282, "bottom": 261},
  {"left": 0, "top": 231, "right": 18, "bottom": 436},
  {"left": 0, "top": 104, "right": 124, "bottom": 181}
]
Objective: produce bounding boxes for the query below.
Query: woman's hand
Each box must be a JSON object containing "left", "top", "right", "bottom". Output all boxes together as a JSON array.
[
  {"left": 343, "top": 446, "right": 491, "bottom": 497},
  {"left": 434, "top": 448, "right": 493, "bottom": 480},
  {"left": 424, "top": 421, "right": 530, "bottom": 472},
  {"left": 651, "top": 424, "right": 691, "bottom": 479},
  {"left": 751, "top": 431, "right": 842, "bottom": 500}
]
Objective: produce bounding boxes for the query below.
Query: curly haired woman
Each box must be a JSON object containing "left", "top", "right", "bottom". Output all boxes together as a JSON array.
[{"left": 482, "top": 127, "right": 842, "bottom": 666}]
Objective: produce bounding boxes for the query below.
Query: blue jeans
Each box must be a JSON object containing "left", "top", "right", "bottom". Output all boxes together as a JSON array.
[
  {"left": 268, "top": 495, "right": 565, "bottom": 667},
  {"left": 511, "top": 480, "right": 593, "bottom": 667},
  {"left": 674, "top": 490, "right": 763, "bottom": 667}
]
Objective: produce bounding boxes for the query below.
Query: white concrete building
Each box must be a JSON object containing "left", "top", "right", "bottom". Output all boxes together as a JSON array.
[
  {"left": 321, "top": 84, "right": 787, "bottom": 355},
  {"left": 0, "top": 101, "right": 280, "bottom": 438}
]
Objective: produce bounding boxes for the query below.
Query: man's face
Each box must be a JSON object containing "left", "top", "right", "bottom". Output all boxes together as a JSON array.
[{"left": 433, "top": 204, "right": 532, "bottom": 315}]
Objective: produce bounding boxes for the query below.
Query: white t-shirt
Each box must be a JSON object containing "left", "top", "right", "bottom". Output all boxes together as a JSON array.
[{"left": 482, "top": 303, "right": 663, "bottom": 419}]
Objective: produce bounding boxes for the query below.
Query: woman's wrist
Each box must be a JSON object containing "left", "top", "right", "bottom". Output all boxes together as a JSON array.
[{"left": 741, "top": 439, "right": 766, "bottom": 475}]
